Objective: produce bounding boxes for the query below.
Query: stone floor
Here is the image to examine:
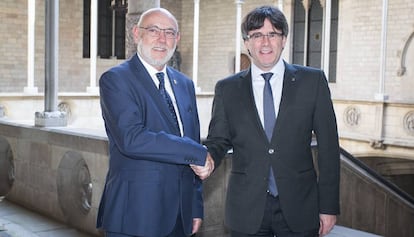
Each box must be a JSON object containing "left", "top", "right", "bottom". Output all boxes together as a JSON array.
[
  {"left": 0, "top": 199, "right": 95, "bottom": 237},
  {"left": 0, "top": 198, "right": 382, "bottom": 237},
  {"left": 327, "top": 226, "right": 382, "bottom": 237}
]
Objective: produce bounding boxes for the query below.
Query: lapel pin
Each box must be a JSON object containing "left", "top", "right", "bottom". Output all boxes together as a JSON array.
[
  {"left": 173, "top": 79, "right": 177, "bottom": 85},
  {"left": 292, "top": 77, "right": 296, "bottom": 82}
]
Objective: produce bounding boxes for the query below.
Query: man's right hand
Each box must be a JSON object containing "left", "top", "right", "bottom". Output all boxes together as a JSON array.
[{"left": 190, "top": 153, "right": 214, "bottom": 180}]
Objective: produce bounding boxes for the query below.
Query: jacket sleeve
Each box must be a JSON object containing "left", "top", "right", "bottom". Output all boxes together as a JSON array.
[
  {"left": 203, "top": 80, "right": 233, "bottom": 168},
  {"left": 99, "top": 68, "right": 207, "bottom": 166},
  {"left": 312, "top": 71, "right": 340, "bottom": 215}
]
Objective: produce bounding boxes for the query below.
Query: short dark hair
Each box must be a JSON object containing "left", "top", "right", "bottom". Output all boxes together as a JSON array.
[{"left": 241, "top": 5, "right": 289, "bottom": 41}]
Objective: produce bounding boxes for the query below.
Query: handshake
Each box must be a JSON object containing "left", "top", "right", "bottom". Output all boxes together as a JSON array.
[{"left": 190, "top": 152, "right": 215, "bottom": 180}]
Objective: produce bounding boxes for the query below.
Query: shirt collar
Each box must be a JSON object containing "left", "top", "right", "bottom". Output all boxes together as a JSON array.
[{"left": 251, "top": 58, "right": 285, "bottom": 81}]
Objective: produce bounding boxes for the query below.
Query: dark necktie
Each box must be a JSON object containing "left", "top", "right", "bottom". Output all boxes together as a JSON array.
[
  {"left": 262, "top": 72, "right": 278, "bottom": 196},
  {"left": 156, "top": 72, "right": 180, "bottom": 133}
]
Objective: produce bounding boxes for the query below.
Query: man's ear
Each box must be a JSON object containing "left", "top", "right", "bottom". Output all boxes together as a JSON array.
[
  {"left": 281, "top": 36, "right": 287, "bottom": 50},
  {"left": 132, "top": 25, "right": 139, "bottom": 44},
  {"left": 244, "top": 41, "right": 251, "bottom": 56},
  {"left": 175, "top": 32, "right": 181, "bottom": 43}
]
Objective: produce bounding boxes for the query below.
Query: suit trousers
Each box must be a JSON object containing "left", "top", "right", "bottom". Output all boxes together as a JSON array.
[
  {"left": 230, "top": 194, "right": 319, "bottom": 237},
  {"left": 105, "top": 212, "right": 187, "bottom": 237}
]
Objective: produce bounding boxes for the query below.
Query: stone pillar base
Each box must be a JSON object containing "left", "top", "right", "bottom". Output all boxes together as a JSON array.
[
  {"left": 86, "top": 86, "right": 99, "bottom": 95},
  {"left": 35, "top": 111, "right": 67, "bottom": 127},
  {"left": 23, "top": 86, "right": 38, "bottom": 94}
]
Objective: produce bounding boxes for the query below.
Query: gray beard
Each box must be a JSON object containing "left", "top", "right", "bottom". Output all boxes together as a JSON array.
[{"left": 137, "top": 41, "right": 175, "bottom": 68}]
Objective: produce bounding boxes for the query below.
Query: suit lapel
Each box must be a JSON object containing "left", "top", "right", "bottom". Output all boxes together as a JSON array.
[
  {"left": 239, "top": 70, "right": 269, "bottom": 141},
  {"left": 166, "top": 68, "right": 187, "bottom": 135},
  {"left": 273, "top": 62, "right": 298, "bottom": 136},
  {"left": 131, "top": 56, "right": 181, "bottom": 135}
]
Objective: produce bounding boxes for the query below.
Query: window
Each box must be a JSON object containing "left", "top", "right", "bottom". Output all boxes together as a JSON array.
[
  {"left": 83, "top": 0, "right": 126, "bottom": 59},
  {"left": 292, "top": 0, "right": 338, "bottom": 82}
]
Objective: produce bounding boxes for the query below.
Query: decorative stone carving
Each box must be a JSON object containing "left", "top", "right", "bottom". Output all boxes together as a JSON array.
[
  {"left": 397, "top": 32, "right": 413, "bottom": 76},
  {"left": 302, "top": 0, "right": 311, "bottom": 11},
  {"left": 0, "top": 136, "right": 14, "bottom": 197},
  {"left": 58, "top": 101, "right": 72, "bottom": 122},
  {"left": 344, "top": 106, "right": 361, "bottom": 127},
  {"left": 369, "top": 140, "right": 386, "bottom": 150},
  {"left": 403, "top": 111, "right": 414, "bottom": 136},
  {"left": 57, "top": 151, "right": 92, "bottom": 225},
  {"left": 319, "top": 0, "right": 326, "bottom": 8},
  {"left": 35, "top": 111, "right": 67, "bottom": 127}
]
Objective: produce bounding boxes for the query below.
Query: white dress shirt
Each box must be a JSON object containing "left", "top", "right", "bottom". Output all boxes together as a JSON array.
[{"left": 251, "top": 59, "right": 285, "bottom": 129}]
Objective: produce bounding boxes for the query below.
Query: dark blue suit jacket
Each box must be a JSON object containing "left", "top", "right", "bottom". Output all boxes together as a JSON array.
[
  {"left": 204, "top": 62, "right": 340, "bottom": 234},
  {"left": 96, "top": 54, "right": 207, "bottom": 237}
]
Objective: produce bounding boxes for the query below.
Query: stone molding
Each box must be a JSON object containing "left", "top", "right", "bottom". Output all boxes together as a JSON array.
[{"left": 403, "top": 111, "right": 414, "bottom": 136}]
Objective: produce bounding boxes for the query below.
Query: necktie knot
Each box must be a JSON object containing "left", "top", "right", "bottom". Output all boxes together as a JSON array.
[{"left": 261, "top": 72, "right": 273, "bottom": 81}]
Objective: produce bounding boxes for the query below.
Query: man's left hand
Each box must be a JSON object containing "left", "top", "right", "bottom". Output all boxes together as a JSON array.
[
  {"left": 319, "top": 214, "right": 336, "bottom": 236},
  {"left": 192, "top": 218, "right": 202, "bottom": 234}
]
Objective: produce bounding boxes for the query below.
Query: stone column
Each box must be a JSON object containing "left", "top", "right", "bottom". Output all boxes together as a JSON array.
[
  {"left": 35, "top": 0, "right": 67, "bottom": 127},
  {"left": 24, "top": 0, "right": 38, "bottom": 94},
  {"left": 320, "top": 0, "right": 331, "bottom": 79},
  {"left": 302, "top": 0, "right": 311, "bottom": 66},
  {"left": 87, "top": 0, "right": 99, "bottom": 94},
  {"left": 234, "top": 0, "right": 244, "bottom": 74},
  {"left": 125, "top": 0, "right": 160, "bottom": 58},
  {"left": 192, "top": 0, "right": 200, "bottom": 91},
  {"left": 376, "top": 0, "right": 389, "bottom": 101},
  {"left": 373, "top": 0, "right": 389, "bottom": 147},
  {"left": 277, "top": 0, "right": 284, "bottom": 12}
]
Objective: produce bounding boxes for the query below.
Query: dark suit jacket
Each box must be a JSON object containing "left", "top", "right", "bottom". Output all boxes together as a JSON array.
[
  {"left": 204, "top": 62, "right": 340, "bottom": 234},
  {"left": 96, "top": 54, "right": 207, "bottom": 237}
]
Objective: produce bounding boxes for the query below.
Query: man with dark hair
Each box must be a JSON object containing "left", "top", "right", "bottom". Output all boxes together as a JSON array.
[{"left": 204, "top": 5, "right": 340, "bottom": 237}]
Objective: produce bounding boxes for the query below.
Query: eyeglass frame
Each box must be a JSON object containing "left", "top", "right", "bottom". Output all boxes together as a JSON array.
[
  {"left": 245, "top": 31, "right": 284, "bottom": 41},
  {"left": 139, "top": 25, "right": 179, "bottom": 39}
]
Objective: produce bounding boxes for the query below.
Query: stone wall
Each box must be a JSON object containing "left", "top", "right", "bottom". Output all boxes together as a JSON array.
[
  {"left": 0, "top": 0, "right": 124, "bottom": 93},
  {"left": 0, "top": 121, "right": 108, "bottom": 236},
  {"left": 339, "top": 154, "right": 414, "bottom": 237},
  {"left": 334, "top": 100, "right": 414, "bottom": 160},
  {"left": 1, "top": 120, "right": 413, "bottom": 236},
  {"left": 179, "top": 0, "right": 278, "bottom": 92},
  {"left": 1, "top": 0, "right": 413, "bottom": 99},
  {"left": 335, "top": 0, "right": 414, "bottom": 102},
  {"left": 0, "top": 93, "right": 214, "bottom": 138},
  {"left": 2, "top": 94, "right": 414, "bottom": 158},
  {"left": 0, "top": 119, "right": 231, "bottom": 236}
]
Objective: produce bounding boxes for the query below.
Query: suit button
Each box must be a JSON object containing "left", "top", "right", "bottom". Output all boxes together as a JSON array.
[{"left": 268, "top": 149, "right": 274, "bottom": 154}]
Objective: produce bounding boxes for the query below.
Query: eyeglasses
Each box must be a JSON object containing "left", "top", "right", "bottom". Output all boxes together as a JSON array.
[
  {"left": 139, "top": 26, "right": 178, "bottom": 39},
  {"left": 246, "top": 32, "right": 283, "bottom": 41}
]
